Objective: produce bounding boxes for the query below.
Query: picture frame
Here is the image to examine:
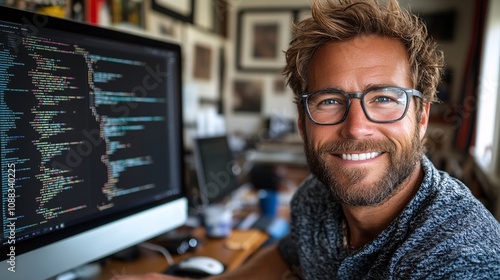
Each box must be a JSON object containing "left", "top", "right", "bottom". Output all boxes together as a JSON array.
[
  {"left": 183, "top": 26, "right": 224, "bottom": 101},
  {"left": 232, "top": 78, "right": 264, "bottom": 113},
  {"left": 152, "top": 0, "right": 195, "bottom": 23},
  {"left": 193, "top": 44, "right": 213, "bottom": 80},
  {"left": 146, "top": 13, "right": 184, "bottom": 43},
  {"left": 237, "top": 9, "right": 293, "bottom": 72},
  {"left": 194, "top": 0, "right": 214, "bottom": 31},
  {"left": 110, "top": 0, "right": 146, "bottom": 30}
]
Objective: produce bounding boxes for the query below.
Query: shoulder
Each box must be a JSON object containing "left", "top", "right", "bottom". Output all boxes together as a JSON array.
[
  {"left": 418, "top": 158, "right": 500, "bottom": 243},
  {"left": 417, "top": 158, "right": 497, "bottom": 229},
  {"left": 392, "top": 158, "right": 500, "bottom": 277},
  {"left": 394, "top": 241, "right": 500, "bottom": 278},
  {"left": 413, "top": 157, "right": 494, "bottom": 222}
]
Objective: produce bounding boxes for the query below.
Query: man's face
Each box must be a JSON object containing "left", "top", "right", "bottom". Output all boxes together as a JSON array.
[{"left": 299, "top": 35, "right": 430, "bottom": 206}]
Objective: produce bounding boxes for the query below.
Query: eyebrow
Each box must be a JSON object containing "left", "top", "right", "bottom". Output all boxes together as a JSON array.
[{"left": 308, "top": 83, "right": 398, "bottom": 94}]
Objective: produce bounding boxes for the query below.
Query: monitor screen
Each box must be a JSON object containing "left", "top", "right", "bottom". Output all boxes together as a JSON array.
[
  {"left": 192, "top": 135, "right": 241, "bottom": 207},
  {"left": 0, "top": 6, "right": 187, "bottom": 279},
  {"left": 266, "top": 114, "right": 296, "bottom": 140}
]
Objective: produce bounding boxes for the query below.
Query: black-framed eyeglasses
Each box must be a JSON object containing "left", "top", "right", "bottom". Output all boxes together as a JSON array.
[{"left": 300, "top": 86, "right": 423, "bottom": 125}]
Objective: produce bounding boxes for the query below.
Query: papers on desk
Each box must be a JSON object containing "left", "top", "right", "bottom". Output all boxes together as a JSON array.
[{"left": 225, "top": 229, "right": 264, "bottom": 250}]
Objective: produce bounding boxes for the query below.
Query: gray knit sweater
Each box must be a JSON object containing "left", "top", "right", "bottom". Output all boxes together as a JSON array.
[{"left": 278, "top": 156, "right": 500, "bottom": 279}]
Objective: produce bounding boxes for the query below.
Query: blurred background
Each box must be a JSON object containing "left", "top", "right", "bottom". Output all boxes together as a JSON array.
[{"left": 3, "top": 0, "right": 499, "bottom": 219}]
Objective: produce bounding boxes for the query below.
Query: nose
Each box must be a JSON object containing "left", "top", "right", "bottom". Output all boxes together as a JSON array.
[{"left": 339, "top": 99, "right": 374, "bottom": 139}]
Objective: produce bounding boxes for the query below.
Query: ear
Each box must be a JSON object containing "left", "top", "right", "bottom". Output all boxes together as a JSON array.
[{"left": 419, "top": 102, "right": 431, "bottom": 140}]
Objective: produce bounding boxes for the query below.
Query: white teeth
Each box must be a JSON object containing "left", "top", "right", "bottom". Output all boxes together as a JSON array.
[{"left": 342, "top": 152, "right": 380, "bottom": 161}]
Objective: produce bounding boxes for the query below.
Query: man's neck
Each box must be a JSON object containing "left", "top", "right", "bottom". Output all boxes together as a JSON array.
[{"left": 341, "top": 165, "right": 424, "bottom": 250}]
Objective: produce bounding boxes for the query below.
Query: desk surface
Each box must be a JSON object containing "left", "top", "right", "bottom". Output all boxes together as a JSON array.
[
  {"left": 97, "top": 227, "right": 268, "bottom": 279},
  {"left": 96, "top": 179, "right": 297, "bottom": 279}
]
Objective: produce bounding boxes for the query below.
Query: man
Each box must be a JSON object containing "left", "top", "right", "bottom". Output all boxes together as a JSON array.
[{"left": 114, "top": 0, "right": 500, "bottom": 279}]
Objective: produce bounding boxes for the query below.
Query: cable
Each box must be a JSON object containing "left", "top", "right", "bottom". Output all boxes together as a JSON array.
[{"left": 138, "top": 242, "right": 175, "bottom": 266}]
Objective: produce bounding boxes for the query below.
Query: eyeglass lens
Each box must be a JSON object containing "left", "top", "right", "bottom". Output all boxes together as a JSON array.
[{"left": 307, "top": 88, "right": 408, "bottom": 124}]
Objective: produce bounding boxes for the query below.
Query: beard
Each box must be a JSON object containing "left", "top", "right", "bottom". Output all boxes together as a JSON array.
[{"left": 304, "top": 126, "right": 424, "bottom": 206}]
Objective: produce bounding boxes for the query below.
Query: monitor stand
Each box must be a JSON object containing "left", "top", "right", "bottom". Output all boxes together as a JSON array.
[{"left": 55, "top": 262, "right": 101, "bottom": 280}]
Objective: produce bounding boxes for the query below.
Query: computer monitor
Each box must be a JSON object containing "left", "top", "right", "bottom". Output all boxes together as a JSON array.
[
  {"left": 192, "top": 135, "right": 242, "bottom": 208},
  {"left": 0, "top": 6, "right": 187, "bottom": 279},
  {"left": 266, "top": 114, "right": 296, "bottom": 140}
]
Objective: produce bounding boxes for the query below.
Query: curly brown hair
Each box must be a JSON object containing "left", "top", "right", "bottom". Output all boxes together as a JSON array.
[{"left": 283, "top": 0, "right": 445, "bottom": 117}]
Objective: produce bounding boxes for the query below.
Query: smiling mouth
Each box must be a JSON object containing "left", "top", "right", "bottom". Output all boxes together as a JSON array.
[{"left": 340, "top": 152, "right": 382, "bottom": 161}]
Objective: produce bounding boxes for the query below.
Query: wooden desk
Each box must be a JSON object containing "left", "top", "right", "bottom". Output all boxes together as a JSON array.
[{"left": 97, "top": 227, "right": 268, "bottom": 279}]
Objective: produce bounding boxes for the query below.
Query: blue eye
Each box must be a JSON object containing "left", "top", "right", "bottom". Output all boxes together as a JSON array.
[
  {"left": 374, "top": 96, "right": 395, "bottom": 103},
  {"left": 320, "top": 99, "right": 340, "bottom": 105},
  {"left": 366, "top": 88, "right": 406, "bottom": 106}
]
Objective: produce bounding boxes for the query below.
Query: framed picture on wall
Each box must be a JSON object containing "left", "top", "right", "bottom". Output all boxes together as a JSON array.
[
  {"left": 193, "top": 44, "right": 213, "bottom": 80},
  {"left": 110, "top": 0, "right": 145, "bottom": 29},
  {"left": 237, "top": 9, "right": 293, "bottom": 72},
  {"left": 146, "top": 13, "right": 184, "bottom": 42},
  {"left": 232, "top": 78, "right": 264, "bottom": 113},
  {"left": 273, "top": 77, "right": 286, "bottom": 95},
  {"left": 152, "top": 0, "right": 194, "bottom": 23},
  {"left": 183, "top": 26, "right": 224, "bottom": 101}
]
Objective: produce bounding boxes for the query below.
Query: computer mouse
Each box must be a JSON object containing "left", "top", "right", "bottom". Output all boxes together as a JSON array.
[{"left": 176, "top": 256, "right": 225, "bottom": 276}]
